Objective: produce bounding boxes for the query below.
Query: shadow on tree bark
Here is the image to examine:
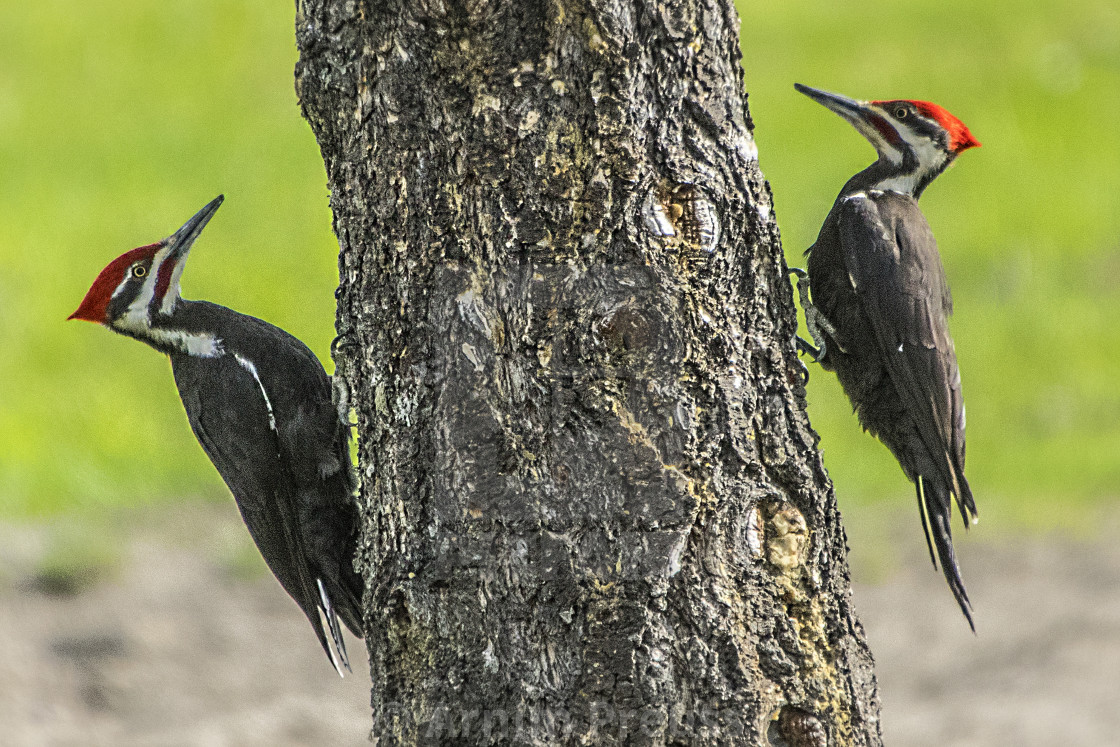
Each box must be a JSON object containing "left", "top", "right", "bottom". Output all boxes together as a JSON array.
[{"left": 295, "top": 0, "right": 881, "bottom": 743}]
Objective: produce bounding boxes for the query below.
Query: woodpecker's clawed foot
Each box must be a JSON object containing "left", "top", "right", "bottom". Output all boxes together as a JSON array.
[
  {"left": 787, "top": 266, "right": 844, "bottom": 364},
  {"left": 332, "top": 376, "right": 358, "bottom": 429},
  {"left": 330, "top": 333, "right": 360, "bottom": 429},
  {"left": 791, "top": 340, "right": 812, "bottom": 384},
  {"left": 330, "top": 331, "right": 358, "bottom": 363},
  {"left": 795, "top": 335, "right": 825, "bottom": 363}
]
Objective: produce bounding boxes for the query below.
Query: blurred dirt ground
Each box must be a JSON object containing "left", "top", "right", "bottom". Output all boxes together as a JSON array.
[
  {"left": 1, "top": 501, "right": 1118, "bottom": 746},
  {"left": 0, "top": 504, "right": 372, "bottom": 747}
]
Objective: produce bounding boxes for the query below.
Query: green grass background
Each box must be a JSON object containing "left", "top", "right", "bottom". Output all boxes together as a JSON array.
[{"left": 1, "top": 1, "right": 1118, "bottom": 536}]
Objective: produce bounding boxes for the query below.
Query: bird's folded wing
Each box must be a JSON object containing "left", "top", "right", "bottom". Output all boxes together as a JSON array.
[{"left": 836, "top": 193, "right": 965, "bottom": 505}]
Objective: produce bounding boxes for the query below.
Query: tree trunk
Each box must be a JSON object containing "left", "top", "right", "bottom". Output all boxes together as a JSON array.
[{"left": 295, "top": 0, "right": 881, "bottom": 744}]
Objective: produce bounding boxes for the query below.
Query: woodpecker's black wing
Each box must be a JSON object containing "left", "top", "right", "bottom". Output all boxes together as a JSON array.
[
  {"left": 835, "top": 191, "right": 975, "bottom": 622},
  {"left": 173, "top": 352, "right": 324, "bottom": 621},
  {"left": 253, "top": 330, "right": 364, "bottom": 640}
]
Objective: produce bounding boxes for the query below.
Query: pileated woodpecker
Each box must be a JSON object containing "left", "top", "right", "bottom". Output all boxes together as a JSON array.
[
  {"left": 70, "top": 196, "right": 363, "bottom": 673},
  {"left": 791, "top": 84, "right": 981, "bottom": 628}
]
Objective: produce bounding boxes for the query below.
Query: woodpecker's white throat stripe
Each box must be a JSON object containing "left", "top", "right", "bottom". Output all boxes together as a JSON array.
[
  {"left": 114, "top": 309, "right": 223, "bottom": 357},
  {"left": 875, "top": 135, "right": 948, "bottom": 195},
  {"left": 107, "top": 245, "right": 223, "bottom": 357},
  {"left": 853, "top": 115, "right": 903, "bottom": 167},
  {"left": 235, "top": 354, "right": 277, "bottom": 432}
]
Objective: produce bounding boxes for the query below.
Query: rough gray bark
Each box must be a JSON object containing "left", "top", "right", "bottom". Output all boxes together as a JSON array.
[{"left": 295, "top": 0, "right": 881, "bottom": 744}]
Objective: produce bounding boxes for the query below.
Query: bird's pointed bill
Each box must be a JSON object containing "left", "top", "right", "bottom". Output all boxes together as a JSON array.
[
  {"left": 152, "top": 195, "right": 224, "bottom": 317},
  {"left": 794, "top": 83, "right": 869, "bottom": 123},
  {"left": 166, "top": 194, "right": 224, "bottom": 261}
]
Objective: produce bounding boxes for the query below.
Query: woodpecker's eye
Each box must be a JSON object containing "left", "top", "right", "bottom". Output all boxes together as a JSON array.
[
  {"left": 894, "top": 106, "right": 909, "bottom": 119},
  {"left": 132, "top": 264, "right": 147, "bottom": 278}
]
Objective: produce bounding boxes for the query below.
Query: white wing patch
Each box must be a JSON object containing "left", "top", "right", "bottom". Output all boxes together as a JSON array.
[{"left": 235, "top": 354, "right": 277, "bottom": 432}]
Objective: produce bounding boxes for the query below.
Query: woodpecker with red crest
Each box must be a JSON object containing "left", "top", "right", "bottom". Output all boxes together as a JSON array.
[
  {"left": 70, "top": 196, "right": 363, "bottom": 673},
  {"left": 790, "top": 84, "right": 981, "bottom": 628}
]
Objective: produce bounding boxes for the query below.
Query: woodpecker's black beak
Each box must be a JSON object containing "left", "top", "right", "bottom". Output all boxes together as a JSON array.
[
  {"left": 166, "top": 194, "right": 224, "bottom": 259},
  {"left": 794, "top": 83, "right": 870, "bottom": 124}
]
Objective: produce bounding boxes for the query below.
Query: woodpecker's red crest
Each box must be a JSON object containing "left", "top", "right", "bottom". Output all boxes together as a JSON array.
[{"left": 69, "top": 243, "right": 162, "bottom": 324}]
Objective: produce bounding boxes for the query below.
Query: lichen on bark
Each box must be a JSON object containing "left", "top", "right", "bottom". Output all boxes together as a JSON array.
[{"left": 296, "top": 0, "right": 882, "bottom": 744}]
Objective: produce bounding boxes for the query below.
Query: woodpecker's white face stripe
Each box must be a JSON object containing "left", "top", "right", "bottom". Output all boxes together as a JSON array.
[
  {"left": 117, "top": 245, "right": 173, "bottom": 332},
  {"left": 797, "top": 84, "right": 977, "bottom": 200},
  {"left": 235, "top": 353, "right": 278, "bottom": 432},
  {"left": 109, "top": 273, "right": 134, "bottom": 301},
  {"left": 105, "top": 245, "right": 222, "bottom": 357},
  {"left": 853, "top": 114, "right": 904, "bottom": 167},
  {"left": 820, "top": 92, "right": 951, "bottom": 195}
]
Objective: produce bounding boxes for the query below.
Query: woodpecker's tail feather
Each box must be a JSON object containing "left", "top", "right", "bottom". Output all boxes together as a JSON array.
[
  {"left": 315, "top": 577, "right": 352, "bottom": 677},
  {"left": 955, "top": 475, "right": 979, "bottom": 530},
  {"left": 335, "top": 561, "right": 364, "bottom": 638},
  {"left": 916, "top": 475, "right": 975, "bottom": 632},
  {"left": 914, "top": 483, "right": 938, "bottom": 568},
  {"left": 313, "top": 561, "right": 364, "bottom": 674}
]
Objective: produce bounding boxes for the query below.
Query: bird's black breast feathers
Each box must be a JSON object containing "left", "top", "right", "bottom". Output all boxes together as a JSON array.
[{"left": 168, "top": 302, "right": 349, "bottom": 483}]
